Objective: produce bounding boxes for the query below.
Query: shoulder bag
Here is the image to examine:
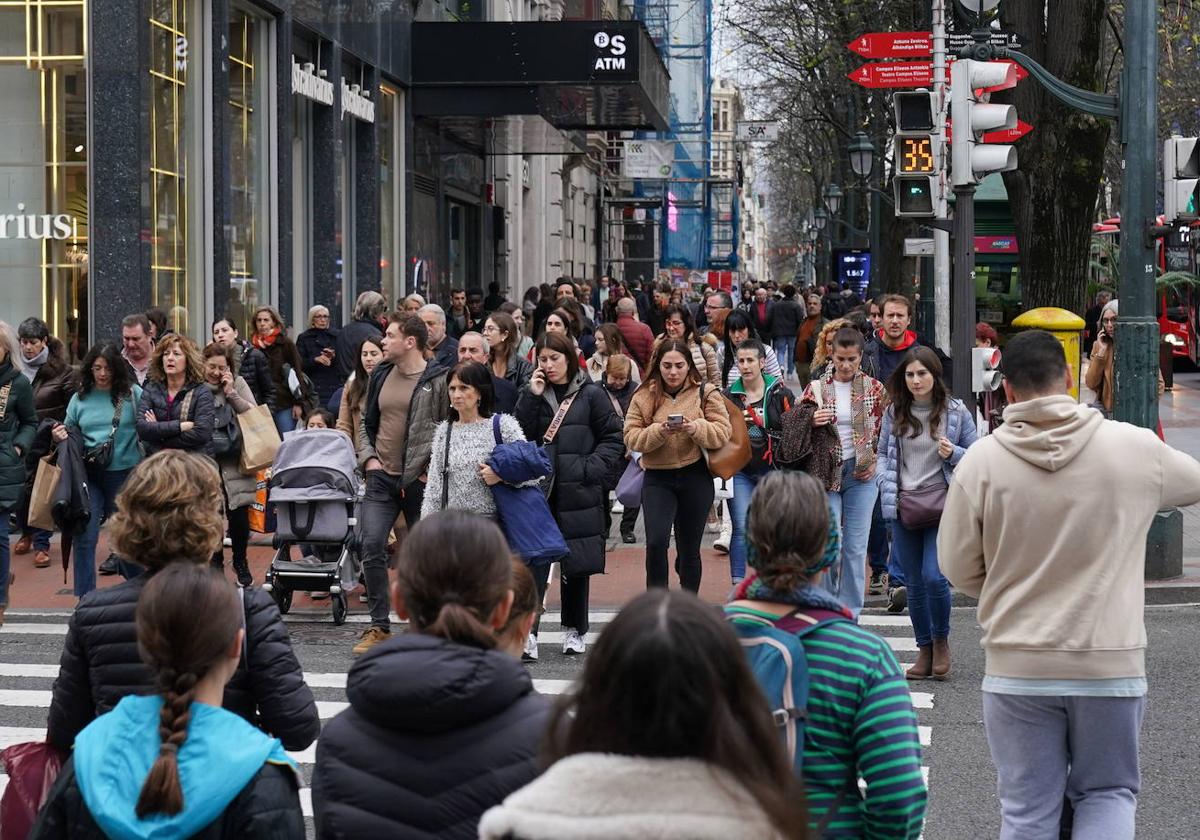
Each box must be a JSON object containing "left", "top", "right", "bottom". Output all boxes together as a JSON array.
[
  {"left": 82, "top": 394, "right": 124, "bottom": 470},
  {"left": 212, "top": 395, "right": 243, "bottom": 457},
  {"left": 699, "top": 383, "right": 751, "bottom": 481},
  {"left": 895, "top": 432, "right": 947, "bottom": 530},
  {"left": 440, "top": 420, "right": 454, "bottom": 509}
]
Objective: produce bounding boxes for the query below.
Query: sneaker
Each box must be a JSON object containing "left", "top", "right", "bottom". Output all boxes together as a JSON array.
[
  {"left": 562, "top": 628, "right": 586, "bottom": 655},
  {"left": 33, "top": 551, "right": 50, "bottom": 569},
  {"left": 352, "top": 626, "right": 391, "bottom": 655},
  {"left": 712, "top": 535, "right": 730, "bottom": 553},
  {"left": 611, "top": 500, "right": 625, "bottom": 514},
  {"left": 869, "top": 570, "right": 888, "bottom": 595},
  {"left": 522, "top": 633, "right": 539, "bottom": 662},
  {"left": 887, "top": 586, "right": 907, "bottom": 614},
  {"left": 358, "top": 592, "right": 369, "bottom": 603},
  {"left": 309, "top": 591, "right": 330, "bottom": 600},
  {"left": 13, "top": 535, "right": 31, "bottom": 555},
  {"left": 620, "top": 527, "right": 636, "bottom": 544}
]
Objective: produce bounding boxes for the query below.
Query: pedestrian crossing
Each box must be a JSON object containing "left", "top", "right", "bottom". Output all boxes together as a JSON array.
[{"left": 0, "top": 607, "right": 938, "bottom": 831}]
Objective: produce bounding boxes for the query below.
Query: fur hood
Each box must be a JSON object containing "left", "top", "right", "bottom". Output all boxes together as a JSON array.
[{"left": 478, "top": 753, "right": 784, "bottom": 840}]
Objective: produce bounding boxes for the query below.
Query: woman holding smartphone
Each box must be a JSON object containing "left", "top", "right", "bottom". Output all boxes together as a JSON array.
[{"left": 624, "top": 339, "right": 731, "bottom": 593}]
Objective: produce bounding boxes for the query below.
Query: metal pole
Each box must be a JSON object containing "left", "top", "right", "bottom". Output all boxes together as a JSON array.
[
  {"left": 1113, "top": 0, "right": 1159, "bottom": 431},
  {"left": 868, "top": 184, "right": 881, "bottom": 299},
  {"left": 952, "top": 183, "right": 977, "bottom": 413},
  {"left": 932, "top": 0, "right": 951, "bottom": 352}
]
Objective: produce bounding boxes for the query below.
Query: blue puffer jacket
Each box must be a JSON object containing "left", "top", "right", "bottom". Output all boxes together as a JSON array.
[{"left": 876, "top": 398, "right": 977, "bottom": 521}]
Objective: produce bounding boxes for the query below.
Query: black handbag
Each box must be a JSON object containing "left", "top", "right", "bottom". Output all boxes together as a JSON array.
[
  {"left": 82, "top": 395, "right": 123, "bottom": 470},
  {"left": 895, "top": 433, "right": 947, "bottom": 530},
  {"left": 212, "top": 398, "right": 243, "bottom": 457}
]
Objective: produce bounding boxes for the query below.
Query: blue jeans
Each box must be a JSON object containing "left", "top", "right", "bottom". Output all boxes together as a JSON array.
[
  {"left": 772, "top": 337, "right": 795, "bottom": 376},
  {"left": 824, "top": 460, "right": 879, "bottom": 617},
  {"left": 729, "top": 470, "right": 766, "bottom": 583},
  {"left": 892, "top": 518, "right": 949, "bottom": 646},
  {"left": 0, "top": 511, "right": 9, "bottom": 606},
  {"left": 74, "top": 468, "right": 131, "bottom": 597},
  {"left": 274, "top": 407, "right": 297, "bottom": 435}
]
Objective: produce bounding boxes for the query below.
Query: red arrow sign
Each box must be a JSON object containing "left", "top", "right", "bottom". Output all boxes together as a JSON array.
[
  {"left": 980, "top": 61, "right": 1029, "bottom": 93},
  {"left": 847, "top": 32, "right": 933, "bottom": 59},
  {"left": 947, "top": 119, "right": 1035, "bottom": 143},
  {"left": 848, "top": 62, "right": 933, "bottom": 89}
]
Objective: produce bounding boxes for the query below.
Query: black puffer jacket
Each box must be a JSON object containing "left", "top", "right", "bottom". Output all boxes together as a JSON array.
[
  {"left": 233, "top": 339, "right": 276, "bottom": 412},
  {"left": 0, "top": 360, "right": 37, "bottom": 512},
  {"left": 312, "top": 633, "right": 551, "bottom": 839},
  {"left": 334, "top": 318, "right": 383, "bottom": 381},
  {"left": 297, "top": 326, "right": 342, "bottom": 406},
  {"left": 30, "top": 761, "right": 303, "bottom": 840},
  {"left": 136, "top": 378, "right": 215, "bottom": 457},
  {"left": 515, "top": 371, "right": 624, "bottom": 576},
  {"left": 46, "top": 574, "right": 320, "bottom": 752}
]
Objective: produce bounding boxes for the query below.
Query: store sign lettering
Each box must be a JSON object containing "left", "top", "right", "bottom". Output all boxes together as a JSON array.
[
  {"left": 292, "top": 58, "right": 334, "bottom": 106},
  {"left": 175, "top": 36, "right": 188, "bottom": 72},
  {"left": 0, "top": 205, "right": 76, "bottom": 241},
  {"left": 592, "top": 32, "right": 627, "bottom": 71},
  {"left": 341, "top": 80, "right": 375, "bottom": 124}
]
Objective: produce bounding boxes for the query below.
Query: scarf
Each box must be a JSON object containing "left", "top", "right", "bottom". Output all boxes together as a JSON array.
[
  {"left": 251, "top": 328, "right": 281, "bottom": 350},
  {"left": 734, "top": 497, "right": 843, "bottom": 609},
  {"left": 25, "top": 345, "right": 50, "bottom": 370},
  {"left": 810, "top": 369, "right": 877, "bottom": 474}
]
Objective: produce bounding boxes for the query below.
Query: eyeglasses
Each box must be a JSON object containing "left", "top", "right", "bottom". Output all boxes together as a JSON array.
[
  {"left": 91, "top": 365, "right": 109, "bottom": 373},
  {"left": 1101, "top": 316, "right": 1118, "bottom": 324},
  {"left": 482, "top": 324, "right": 500, "bottom": 333}
]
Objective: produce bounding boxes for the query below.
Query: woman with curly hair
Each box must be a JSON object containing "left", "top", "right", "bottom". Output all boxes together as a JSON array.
[
  {"left": 44, "top": 451, "right": 319, "bottom": 754},
  {"left": 808, "top": 317, "right": 850, "bottom": 382},
  {"left": 136, "top": 334, "right": 215, "bottom": 457}
]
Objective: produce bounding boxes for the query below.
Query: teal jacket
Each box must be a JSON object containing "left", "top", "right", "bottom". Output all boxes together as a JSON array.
[
  {"left": 64, "top": 385, "right": 144, "bottom": 472},
  {"left": 35, "top": 693, "right": 302, "bottom": 840},
  {"left": 0, "top": 359, "right": 37, "bottom": 511}
]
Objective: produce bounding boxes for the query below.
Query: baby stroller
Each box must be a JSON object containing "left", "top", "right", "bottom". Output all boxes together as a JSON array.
[{"left": 262, "top": 428, "right": 362, "bottom": 625}]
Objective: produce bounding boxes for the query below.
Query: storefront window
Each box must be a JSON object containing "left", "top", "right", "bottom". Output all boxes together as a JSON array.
[
  {"left": 227, "top": 7, "right": 272, "bottom": 338},
  {"left": 379, "top": 85, "right": 401, "bottom": 307},
  {"left": 0, "top": 0, "right": 89, "bottom": 358},
  {"left": 148, "top": 0, "right": 203, "bottom": 334},
  {"left": 447, "top": 199, "right": 479, "bottom": 291}
]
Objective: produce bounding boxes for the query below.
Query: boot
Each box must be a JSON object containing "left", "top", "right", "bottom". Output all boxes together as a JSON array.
[
  {"left": 931, "top": 637, "right": 951, "bottom": 681},
  {"left": 232, "top": 557, "right": 253, "bottom": 588},
  {"left": 906, "top": 645, "right": 932, "bottom": 680}
]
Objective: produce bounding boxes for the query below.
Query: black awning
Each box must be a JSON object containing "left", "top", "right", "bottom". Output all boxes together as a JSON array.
[{"left": 411, "top": 21, "right": 670, "bottom": 131}]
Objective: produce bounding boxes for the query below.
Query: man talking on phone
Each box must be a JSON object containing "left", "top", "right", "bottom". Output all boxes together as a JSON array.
[{"left": 353, "top": 313, "right": 449, "bottom": 655}]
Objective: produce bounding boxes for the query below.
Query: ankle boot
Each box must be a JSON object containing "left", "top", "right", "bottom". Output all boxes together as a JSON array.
[
  {"left": 232, "top": 557, "right": 253, "bottom": 588},
  {"left": 931, "top": 637, "right": 951, "bottom": 680},
  {"left": 906, "top": 645, "right": 933, "bottom": 680}
]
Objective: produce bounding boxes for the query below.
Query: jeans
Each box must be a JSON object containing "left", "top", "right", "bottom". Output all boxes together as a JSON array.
[
  {"left": 772, "top": 337, "right": 795, "bottom": 376},
  {"left": 983, "top": 693, "right": 1145, "bottom": 840},
  {"left": 824, "top": 460, "right": 879, "bottom": 617},
  {"left": 532, "top": 562, "right": 590, "bottom": 634},
  {"left": 75, "top": 468, "right": 131, "bottom": 598},
  {"left": 729, "top": 470, "right": 767, "bottom": 583},
  {"left": 892, "top": 519, "right": 949, "bottom": 646},
  {"left": 273, "top": 407, "right": 297, "bottom": 436},
  {"left": 642, "top": 458, "right": 714, "bottom": 592},
  {"left": 361, "top": 470, "right": 424, "bottom": 629}
]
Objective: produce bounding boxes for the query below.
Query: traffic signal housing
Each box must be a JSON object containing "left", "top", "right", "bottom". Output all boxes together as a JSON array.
[
  {"left": 892, "top": 90, "right": 938, "bottom": 218},
  {"left": 1164, "top": 136, "right": 1199, "bottom": 222},
  {"left": 972, "top": 346, "right": 1003, "bottom": 392},
  {"left": 950, "top": 60, "right": 1018, "bottom": 186}
]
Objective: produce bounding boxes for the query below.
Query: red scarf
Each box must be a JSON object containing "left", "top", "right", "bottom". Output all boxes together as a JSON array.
[{"left": 251, "top": 328, "right": 281, "bottom": 350}]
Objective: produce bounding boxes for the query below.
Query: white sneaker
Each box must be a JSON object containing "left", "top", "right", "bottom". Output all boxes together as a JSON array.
[
  {"left": 713, "top": 535, "right": 730, "bottom": 553},
  {"left": 522, "top": 632, "right": 539, "bottom": 662},
  {"left": 562, "top": 628, "right": 586, "bottom": 655},
  {"left": 358, "top": 592, "right": 368, "bottom": 603},
  {"left": 612, "top": 500, "right": 625, "bottom": 514}
]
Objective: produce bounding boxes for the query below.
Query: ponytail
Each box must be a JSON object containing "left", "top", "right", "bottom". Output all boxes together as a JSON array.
[
  {"left": 424, "top": 602, "right": 499, "bottom": 650},
  {"left": 136, "top": 668, "right": 198, "bottom": 817}
]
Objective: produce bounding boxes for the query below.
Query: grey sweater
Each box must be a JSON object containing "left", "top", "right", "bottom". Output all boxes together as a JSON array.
[
  {"left": 421, "top": 414, "right": 527, "bottom": 519},
  {"left": 898, "top": 402, "right": 945, "bottom": 491}
]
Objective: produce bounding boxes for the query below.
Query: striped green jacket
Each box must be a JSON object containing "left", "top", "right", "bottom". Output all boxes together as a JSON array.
[{"left": 735, "top": 606, "right": 927, "bottom": 838}]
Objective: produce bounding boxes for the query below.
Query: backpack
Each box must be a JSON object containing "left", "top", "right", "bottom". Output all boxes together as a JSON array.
[{"left": 724, "top": 604, "right": 852, "bottom": 774}]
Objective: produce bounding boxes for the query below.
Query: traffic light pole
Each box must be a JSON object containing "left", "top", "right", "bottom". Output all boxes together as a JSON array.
[
  {"left": 952, "top": 182, "right": 977, "bottom": 414},
  {"left": 931, "top": 0, "right": 951, "bottom": 354}
]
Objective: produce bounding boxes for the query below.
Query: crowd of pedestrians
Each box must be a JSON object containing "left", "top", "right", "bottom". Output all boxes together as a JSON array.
[{"left": 2, "top": 275, "right": 1186, "bottom": 840}]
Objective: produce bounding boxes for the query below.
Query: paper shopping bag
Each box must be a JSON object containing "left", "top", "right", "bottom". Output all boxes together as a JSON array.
[
  {"left": 28, "top": 455, "right": 61, "bottom": 532},
  {"left": 238, "top": 404, "right": 281, "bottom": 474}
]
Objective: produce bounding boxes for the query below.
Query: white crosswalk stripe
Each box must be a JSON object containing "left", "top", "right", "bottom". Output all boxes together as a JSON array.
[{"left": 0, "top": 608, "right": 939, "bottom": 826}]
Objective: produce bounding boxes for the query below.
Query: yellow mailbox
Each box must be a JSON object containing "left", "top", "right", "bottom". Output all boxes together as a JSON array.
[{"left": 1011, "top": 308, "right": 1087, "bottom": 401}]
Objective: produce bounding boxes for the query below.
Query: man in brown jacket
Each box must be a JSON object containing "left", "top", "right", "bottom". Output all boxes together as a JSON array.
[
  {"left": 940, "top": 329, "right": 1200, "bottom": 840},
  {"left": 614, "top": 298, "right": 654, "bottom": 376}
]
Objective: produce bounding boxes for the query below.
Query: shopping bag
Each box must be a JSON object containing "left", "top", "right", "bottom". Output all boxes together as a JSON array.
[
  {"left": 238, "top": 404, "right": 281, "bottom": 474},
  {"left": 248, "top": 469, "right": 277, "bottom": 534},
  {"left": 0, "top": 740, "right": 67, "bottom": 840},
  {"left": 28, "top": 455, "right": 61, "bottom": 532}
]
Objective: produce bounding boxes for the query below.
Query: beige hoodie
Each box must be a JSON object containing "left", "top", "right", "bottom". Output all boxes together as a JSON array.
[{"left": 939, "top": 395, "right": 1200, "bottom": 680}]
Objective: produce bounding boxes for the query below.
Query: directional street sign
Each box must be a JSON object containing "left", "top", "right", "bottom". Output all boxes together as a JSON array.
[
  {"left": 981, "top": 61, "right": 1028, "bottom": 92},
  {"left": 847, "top": 31, "right": 933, "bottom": 59},
  {"left": 848, "top": 62, "right": 933, "bottom": 89},
  {"left": 946, "top": 118, "right": 1035, "bottom": 144},
  {"left": 947, "top": 31, "right": 1027, "bottom": 52}
]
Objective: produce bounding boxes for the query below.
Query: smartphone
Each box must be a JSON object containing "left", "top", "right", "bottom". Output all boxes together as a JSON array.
[{"left": 667, "top": 413, "right": 684, "bottom": 427}]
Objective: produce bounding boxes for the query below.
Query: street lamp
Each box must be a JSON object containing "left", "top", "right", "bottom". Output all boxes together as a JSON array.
[
  {"left": 848, "top": 131, "right": 875, "bottom": 179},
  {"left": 813, "top": 207, "right": 828, "bottom": 230},
  {"left": 807, "top": 226, "right": 818, "bottom": 242},
  {"left": 823, "top": 184, "right": 844, "bottom": 216}
]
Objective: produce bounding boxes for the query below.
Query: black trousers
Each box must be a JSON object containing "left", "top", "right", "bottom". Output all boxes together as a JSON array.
[
  {"left": 211, "top": 505, "right": 251, "bottom": 570},
  {"left": 604, "top": 497, "right": 640, "bottom": 536},
  {"left": 642, "top": 458, "right": 715, "bottom": 592},
  {"left": 532, "top": 562, "right": 590, "bottom": 635}
]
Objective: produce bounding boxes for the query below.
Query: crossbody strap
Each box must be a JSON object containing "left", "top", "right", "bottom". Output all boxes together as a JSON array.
[
  {"left": 441, "top": 420, "right": 454, "bottom": 509},
  {"left": 178, "top": 388, "right": 194, "bottom": 423},
  {"left": 106, "top": 394, "right": 124, "bottom": 441},
  {"left": 492, "top": 413, "right": 503, "bottom": 445},
  {"left": 542, "top": 394, "right": 576, "bottom": 444}
]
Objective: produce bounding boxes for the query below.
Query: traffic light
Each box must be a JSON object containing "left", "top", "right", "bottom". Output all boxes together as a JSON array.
[
  {"left": 1164, "top": 136, "right": 1199, "bottom": 222},
  {"left": 893, "top": 90, "right": 938, "bottom": 218},
  {"left": 950, "top": 60, "right": 1018, "bottom": 186},
  {"left": 972, "top": 346, "right": 1003, "bottom": 392}
]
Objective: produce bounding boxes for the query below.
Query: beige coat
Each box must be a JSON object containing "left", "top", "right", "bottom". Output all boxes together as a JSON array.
[
  {"left": 210, "top": 377, "right": 258, "bottom": 509},
  {"left": 624, "top": 379, "right": 731, "bottom": 470}
]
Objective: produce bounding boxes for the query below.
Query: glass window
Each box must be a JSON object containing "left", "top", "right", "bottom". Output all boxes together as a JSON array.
[
  {"left": 290, "top": 97, "right": 313, "bottom": 333},
  {"left": 148, "top": 0, "right": 204, "bottom": 335},
  {"left": 226, "top": 7, "right": 272, "bottom": 338},
  {"left": 447, "top": 199, "right": 478, "bottom": 290},
  {"left": 379, "top": 85, "right": 401, "bottom": 307},
  {"left": 337, "top": 117, "right": 356, "bottom": 323},
  {"left": 0, "top": 0, "right": 89, "bottom": 359}
]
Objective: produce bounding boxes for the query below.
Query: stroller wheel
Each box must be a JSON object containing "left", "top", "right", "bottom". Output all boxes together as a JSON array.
[
  {"left": 331, "top": 593, "right": 348, "bottom": 626},
  {"left": 272, "top": 586, "right": 293, "bottom": 615}
]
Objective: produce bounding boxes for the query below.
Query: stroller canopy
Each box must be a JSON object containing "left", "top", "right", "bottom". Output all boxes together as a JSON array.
[{"left": 270, "top": 429, "right": 358, "bottom": 500}]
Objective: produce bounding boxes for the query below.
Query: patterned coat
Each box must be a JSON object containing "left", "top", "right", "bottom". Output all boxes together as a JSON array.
[{"left": 801, "top": 367, "right": 887, "bottom": 478}]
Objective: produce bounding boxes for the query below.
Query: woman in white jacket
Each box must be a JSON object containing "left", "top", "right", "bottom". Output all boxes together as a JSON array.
[{"left": 478, "top": 589, "right": 807, "bottom": 840}]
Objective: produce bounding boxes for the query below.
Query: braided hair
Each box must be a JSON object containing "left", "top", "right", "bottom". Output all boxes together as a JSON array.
[{"left": 134, "top": 564, "right": 242, "bottom": 817}]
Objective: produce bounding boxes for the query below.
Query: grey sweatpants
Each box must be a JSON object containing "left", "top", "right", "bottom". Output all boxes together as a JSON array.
[{"left": 983, "top": 692, "right": 1145, "bottom": 840}]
